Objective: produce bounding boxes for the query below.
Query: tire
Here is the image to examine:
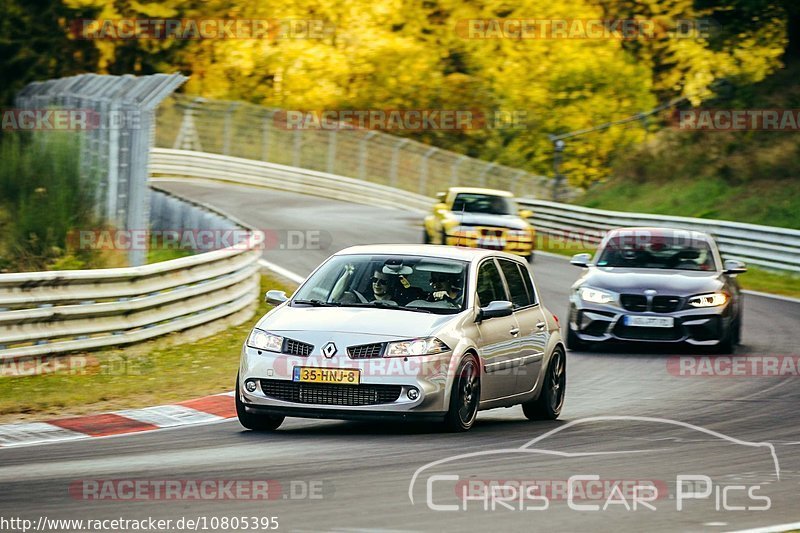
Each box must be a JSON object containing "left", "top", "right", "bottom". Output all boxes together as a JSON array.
[
  {"left": 566, "top": 326, "right": 589, "bottom": 352},
  {"left": 522, "top": 349, "right": 566, "bottom": 421},
  {"left": 714, "top": 323, "right": 735, "bottom": 354},
  {"left": 443, "top": 355, "right": 481, "bottom": 432},
  {"left": 440, "top": 230, "right": 448, "bottom": 246},
  {"left": 423, "top": 228, "right": 431, "bottom": 244},
  {"left": 526, "top": 252, "right": 535, "bottom": 264},
  {"left": 236, "top": 373, "right": 284, "bottom": 431}
]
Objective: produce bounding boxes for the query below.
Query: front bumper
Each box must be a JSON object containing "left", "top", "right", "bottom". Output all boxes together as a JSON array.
[
  {"left": 568, "top": 300, "right": 733, "bottom": 346},
  {"left": 238, "top": 345, "right": 453, "bottom": 417},
  {"left": 444, "top": 231, "right": 534, "bottom": 256}
]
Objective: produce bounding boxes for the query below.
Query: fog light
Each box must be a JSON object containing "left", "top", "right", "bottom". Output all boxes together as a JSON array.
[
  {"left": 245, "top": 380, "right": 257, "bottom": 393},
  {"left": 407, "top": 388, "right": 420, "bottom": 400}
]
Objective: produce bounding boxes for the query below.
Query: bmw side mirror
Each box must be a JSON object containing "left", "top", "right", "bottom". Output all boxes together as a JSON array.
[
  {"left": 265, "top": 290, "right": 288, "bottom": 306},
  {"left": 477, "top": 300, "right": 514, "bottom": 322},
  {"left": 435, "top": 191, "right": 446, "bottom": 202},
  {"left": 518, "top": 209, "right": 533, "bottom": 219},
  {"left": 570, "top": 253, "right": 592, "bottom": 268},
  {"left": 724, "top": 259, "right": 747, "bottom": 275}
]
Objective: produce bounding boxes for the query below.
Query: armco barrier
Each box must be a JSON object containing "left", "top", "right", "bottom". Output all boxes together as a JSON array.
[
  {"left": 152, "top": 148, "right": 800, "bottom": 273},
  {"left": 518, "top": 200, "right": 800, "bottom": 273},
  {"left": 0, "top": 196, "right": 262, "bottom": 361}
]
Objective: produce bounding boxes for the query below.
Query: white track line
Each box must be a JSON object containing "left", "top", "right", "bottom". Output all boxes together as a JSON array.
[
  {"left": 258, "top": 258, "right": 305, "bottom": 285},
  {"left": 727, "top": 521, "right": 800, "bottom": 533}
]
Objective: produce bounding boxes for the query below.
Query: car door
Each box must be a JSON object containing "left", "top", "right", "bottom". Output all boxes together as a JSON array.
[
  {"left": 474, "top": 258, "right": 521, "bottom": 400},
  {"left": 497, "top": 259, "right": 547, "bottom": 395}
]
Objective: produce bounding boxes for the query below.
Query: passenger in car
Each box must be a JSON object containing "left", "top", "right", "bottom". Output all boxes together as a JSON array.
[{"left": 428, "top": 272, "right": 464, "bottom": 305}]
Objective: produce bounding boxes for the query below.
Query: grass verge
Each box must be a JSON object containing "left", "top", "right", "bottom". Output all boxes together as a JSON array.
[{"left": 0, "top": 273, "right": 296, "bottom": 424}]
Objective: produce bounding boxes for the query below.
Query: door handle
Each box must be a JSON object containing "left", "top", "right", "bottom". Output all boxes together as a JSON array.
[
  {"left": 509, "top": 327, "right": 520, "bottom": 336},
  {"left": 535, "top": 321, "right": 546, "bottom": 330}
]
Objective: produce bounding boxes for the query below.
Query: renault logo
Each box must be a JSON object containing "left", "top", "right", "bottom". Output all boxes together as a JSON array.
[{"left": 322, "top": 342, "right": 337, "bottom": 358}]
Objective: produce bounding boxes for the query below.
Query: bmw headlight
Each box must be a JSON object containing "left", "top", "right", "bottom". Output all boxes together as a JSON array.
[
  {"left": 385, "top": 337, "right": 450, "bottom": 357},
  {"left": 578, "top": 287, "right": 616, "bottom": 305},
  {"left": 688, "top": 292, "right": 728, "bottom": 308},
  {"left": 506, "top": 229, "right": 530, "bottom": 239},
  {"left": 247, "top": 329, "right": 283, "bottom": 352}
]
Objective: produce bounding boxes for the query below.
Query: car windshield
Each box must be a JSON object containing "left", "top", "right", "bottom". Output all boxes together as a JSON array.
[
  {"left": 596, "top": 234, "right": 717, "bottom": 271},
  {"left": 292, "top": 254, "right": 469, "bottom": 314},
  {"left": 452, "top": 193, "right": 516, "bottom": 216}
]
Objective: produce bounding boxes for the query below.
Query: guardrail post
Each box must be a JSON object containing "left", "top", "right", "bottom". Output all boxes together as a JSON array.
[
  {"left": 420, "top": 147, "right": 438, "bottom": 195},
  {"left": 389, "top": 138, "right": 410, "bottom": 188},
  {"left": 359, "top": 131, "right": 378, "bottom": 180},
  {"left": 510, "top": 169, "right": 526, "bottom": 196}
]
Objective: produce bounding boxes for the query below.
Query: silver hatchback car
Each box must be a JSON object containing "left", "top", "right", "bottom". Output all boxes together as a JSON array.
[{"left": 236, "top": 244, "right": 565, "bottom": 432}]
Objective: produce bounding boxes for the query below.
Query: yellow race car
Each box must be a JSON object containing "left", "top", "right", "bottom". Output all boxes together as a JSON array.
[{"left": 423, "top": 187, "right": 535, "bottom": 262}]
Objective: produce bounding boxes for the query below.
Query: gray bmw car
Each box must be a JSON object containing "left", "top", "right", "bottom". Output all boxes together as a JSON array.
[
  {"left": 237, "top": 244, "right": 565, "bottom": 432},
  {"left": 567, "top": 227, "right": 746, "bottom": 353}
]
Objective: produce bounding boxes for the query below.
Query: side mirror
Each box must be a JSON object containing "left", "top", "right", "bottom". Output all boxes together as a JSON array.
[
  {"left": 434, "top": 202, "right": 448, "bottom": 212},
  {"left": 723, "top": 259, "right": 747, "bottom": 275},
  {"left": 519, "top": 209, "right": 533, "bottom": 219},
  {"left": 570, "top": 253, "right": 592, "bottom": 268},
  {"left": 265, "top": 290, "right": 288, "bottom": 306},
  {"left": 435, "top": 191, "right": 446, "bottom": 202},
  {"left": 477, "top": 300, "right": 514, "bottom": 322}
]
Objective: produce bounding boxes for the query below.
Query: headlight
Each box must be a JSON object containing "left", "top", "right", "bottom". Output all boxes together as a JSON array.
[
  {"left": 385, "top": 337, "right": 450, "bottom": 357},
  {"left": 247, "top": 329, "right": 283, "bottom": 352},
  {"left": 578, "top": 287, "right": 616, "bottom": 305},
  {"left": 688, "top": 293, "right": 728, "bottom": 308},
  {"left": 506, "top": 230, "right": 530, "bottom": 239}
]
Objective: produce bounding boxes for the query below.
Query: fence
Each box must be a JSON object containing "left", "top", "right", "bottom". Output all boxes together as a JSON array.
[
  {"left": 155, "top": 95, "right": 564, "bottom": 201},
  {"left": 15, "top": 73, "right": 187, "bottom": 266},
  {"left": 0, "top": 190, "right": 261, "bottom": 361}
]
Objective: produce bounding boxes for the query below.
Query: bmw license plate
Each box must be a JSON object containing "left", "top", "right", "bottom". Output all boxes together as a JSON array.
[
  {"left": 624, "top": 316, "right": 674, "bottom": 328},
  {"left": 293, "top": 367, "right": 360, "bottom": 385}
]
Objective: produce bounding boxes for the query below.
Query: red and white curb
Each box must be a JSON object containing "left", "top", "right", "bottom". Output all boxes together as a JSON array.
[{"left": 0, "top": 391, "right": 236, "bottom": 448}]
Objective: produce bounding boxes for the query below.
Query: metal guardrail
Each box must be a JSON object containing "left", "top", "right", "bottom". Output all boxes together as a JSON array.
[
  {"left": 153, "top": 148, "right": 800, "bottom": 273},
  {"left": 519, "top": 200, "right": 800, "bottom": 273},
  {"left": 0, "top": 203, "right": 261, "bottom": 362},
  {"left": 149, "top": 148, "right": 433, "bottom": 212}
]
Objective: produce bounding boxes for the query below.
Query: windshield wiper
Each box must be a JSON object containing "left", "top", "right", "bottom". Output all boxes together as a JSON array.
[
  {"left": 340, "top": 301, "right": 435, "bottom": 313},
  {"left": 293, "top": 299, "right": 340, "bottom": 307}
]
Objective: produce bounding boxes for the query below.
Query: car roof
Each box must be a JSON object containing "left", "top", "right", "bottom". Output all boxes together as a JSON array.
[
  {"left": 333, "top": 244, "right": 524, "bottom": 263},
  {"left": 446, "top": 187, "right": 514, "bottom": 198}
]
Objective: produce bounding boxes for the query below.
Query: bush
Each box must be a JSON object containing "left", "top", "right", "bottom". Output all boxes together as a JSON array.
[{"left": 0, "top": 132, "right": 98, "bottom": 272}]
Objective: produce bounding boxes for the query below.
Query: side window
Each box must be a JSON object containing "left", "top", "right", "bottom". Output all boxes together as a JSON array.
[
  {"left": 499, "top": 260, "right": 533, "bottom": 308},
  {"left": 476, "top": 260, "right": 507, "bottom": 306},
  {"left": 521, "top": 265, "right": 538, "bottom": 305}
]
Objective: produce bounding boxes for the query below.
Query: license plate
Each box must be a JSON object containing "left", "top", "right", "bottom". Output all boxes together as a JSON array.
[
  {"left": 624, "top": 316, "right": 674, "bottom": 328},
  {"left": 293, "top": 367, "right": 360, "bottom": 385},
  {"left": 478, "top": 238, "right": 505, "bottom": 247}
]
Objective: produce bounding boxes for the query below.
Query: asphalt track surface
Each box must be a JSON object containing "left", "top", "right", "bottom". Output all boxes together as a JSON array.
[{"left": 2, "top": 180, "right": 799, "bottom": 533}]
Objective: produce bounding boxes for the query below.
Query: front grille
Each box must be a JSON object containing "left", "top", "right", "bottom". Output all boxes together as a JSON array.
[
  {"left": 613, "top": 323, "right": 683, "bottom": 341},
  {"left": 347, "top": 342, "right": 385, "bottom": 359},
  {"left": 259, "top": 380, "right": 402, "bottom": 406},
  {"left": 652, "top": 296, "right": 682, "bottom": 313},
  {"left": 283, "top": 338, "right": 313, "bottom": 357},
  {"left": 621, "top": 294, "right": 647, "bottom": 312}
]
